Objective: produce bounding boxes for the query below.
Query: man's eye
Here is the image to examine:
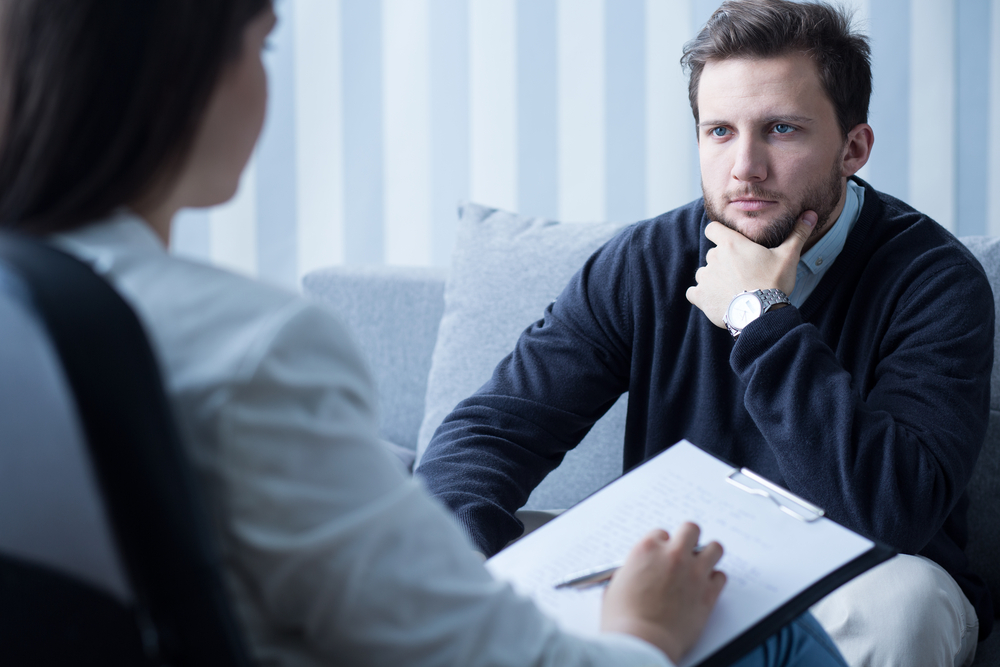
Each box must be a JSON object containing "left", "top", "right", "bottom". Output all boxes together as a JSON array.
[
  {"left": 773, "top": 124, "right": 794, "bottom": 134},
  {"left": 710, "top": 127, "right": 729, "bottom": 137}
]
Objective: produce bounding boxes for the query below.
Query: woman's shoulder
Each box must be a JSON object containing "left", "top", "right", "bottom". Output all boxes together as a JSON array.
[
  {"left": 134, "top": 253, "right": 362, "bottom": 389},
  {"left": 54, "top": 215, "right": 365, "bottom": 393}
]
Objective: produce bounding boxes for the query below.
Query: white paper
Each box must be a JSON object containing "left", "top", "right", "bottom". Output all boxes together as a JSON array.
[{"left": 486, "top": 440, "right": 875, "bottom": 666}]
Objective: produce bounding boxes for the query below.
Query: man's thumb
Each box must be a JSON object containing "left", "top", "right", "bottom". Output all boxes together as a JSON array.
[{"left": 785, "top": 210, "right": 817, "bottom": 251}]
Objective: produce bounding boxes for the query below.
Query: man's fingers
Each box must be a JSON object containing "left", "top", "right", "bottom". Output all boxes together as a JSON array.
[{"left": 780, "top": 210, "right": 818, "bottom": 254}]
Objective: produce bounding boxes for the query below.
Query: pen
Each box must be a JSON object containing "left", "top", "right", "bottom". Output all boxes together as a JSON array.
[{"left": 554, "top": 545, "right": 706, "bottom": 590}]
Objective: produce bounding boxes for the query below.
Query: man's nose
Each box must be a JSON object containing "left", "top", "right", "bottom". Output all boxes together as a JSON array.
[{"left": 731, "top": 136, "right": 767, "bottom": 183}]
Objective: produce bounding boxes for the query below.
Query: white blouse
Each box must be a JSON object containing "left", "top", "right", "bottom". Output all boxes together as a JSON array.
[{"left": 54, "top": 212, "right": 670, "bottom": 667}]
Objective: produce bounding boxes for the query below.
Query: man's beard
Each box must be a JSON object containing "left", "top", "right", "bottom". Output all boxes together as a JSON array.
[{"left": 703, "top": 160, "right": 844, "bottom": 249}]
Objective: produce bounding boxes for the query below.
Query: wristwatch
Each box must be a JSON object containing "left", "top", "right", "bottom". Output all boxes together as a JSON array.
[{"left": 723, "top": 288, "right": 790, "bottom": 339}]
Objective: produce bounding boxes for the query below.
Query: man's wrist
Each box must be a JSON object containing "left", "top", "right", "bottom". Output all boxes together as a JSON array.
[{"left": 723, "top": 288, "right": 790, "bottom": 339}]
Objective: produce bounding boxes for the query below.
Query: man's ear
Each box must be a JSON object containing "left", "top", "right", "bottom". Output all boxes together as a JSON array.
[{"left": 841, "top": 123, "right": 874, "bottom": 177}]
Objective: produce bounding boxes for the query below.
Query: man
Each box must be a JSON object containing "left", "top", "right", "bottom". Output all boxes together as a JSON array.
[{"left": 416, "top": 1, "right": 994, "bottom": 666}]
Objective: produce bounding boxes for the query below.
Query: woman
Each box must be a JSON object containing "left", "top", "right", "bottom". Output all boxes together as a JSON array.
[{"left": 0, "top": 1, "right": 846, "bottom": 665}]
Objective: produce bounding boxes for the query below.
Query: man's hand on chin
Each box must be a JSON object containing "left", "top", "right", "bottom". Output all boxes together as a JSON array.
[{"left": 685, "top": 210, "right": 818, "bottom": 329}]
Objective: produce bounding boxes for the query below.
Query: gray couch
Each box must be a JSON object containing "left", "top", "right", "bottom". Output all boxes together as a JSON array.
[{"left": 302, "top": 208, "right": 1000, "bottom": 664}]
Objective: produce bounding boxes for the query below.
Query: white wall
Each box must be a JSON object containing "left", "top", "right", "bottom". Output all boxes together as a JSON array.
[{"left": 172, "top": 0, "right": 998, "bottom": 288}]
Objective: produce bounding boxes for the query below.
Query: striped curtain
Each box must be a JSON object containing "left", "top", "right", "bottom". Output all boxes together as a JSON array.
[{"left": 171, "top": 0, "right": 1000, "bottom": 290}]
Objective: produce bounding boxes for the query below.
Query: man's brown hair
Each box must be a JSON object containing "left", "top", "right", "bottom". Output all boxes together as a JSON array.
[{"left": 681, "top": 0, "right": 871, "bottom": 138}]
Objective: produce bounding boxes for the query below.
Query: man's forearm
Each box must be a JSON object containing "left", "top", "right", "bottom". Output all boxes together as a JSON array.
[
  {"left": 730, "top": 280, "right": 992, "bottom": 552},
  {"left": 418, "top": 392, "right": 585, "bottom": 554}
]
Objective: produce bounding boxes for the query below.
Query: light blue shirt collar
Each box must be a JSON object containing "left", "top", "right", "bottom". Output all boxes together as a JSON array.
[{"left": 788, "top": 179, "right": 865, "bottom": 307}]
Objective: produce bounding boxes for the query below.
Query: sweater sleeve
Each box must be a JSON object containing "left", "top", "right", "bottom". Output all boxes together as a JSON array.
[
  {"left": 417, "top": 229, "right": 637, "bottom": 556},
  {"left": 730, "top": 257, "right": 994, "bottom": 553}
]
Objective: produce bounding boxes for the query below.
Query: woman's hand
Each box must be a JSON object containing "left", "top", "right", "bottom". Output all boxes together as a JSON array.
[{"left": 600, "top": 523, "right": 726, "bottom": 664}]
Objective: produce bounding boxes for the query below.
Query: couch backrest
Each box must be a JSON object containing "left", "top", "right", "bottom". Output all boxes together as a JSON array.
[{"left": 302, "top": 266, "right": 447, "bottom": 451}]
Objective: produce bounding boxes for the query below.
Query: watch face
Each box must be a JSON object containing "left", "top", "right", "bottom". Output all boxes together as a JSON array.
[{"left": 726, "top": 293, "right": 762, "bottom": 330}]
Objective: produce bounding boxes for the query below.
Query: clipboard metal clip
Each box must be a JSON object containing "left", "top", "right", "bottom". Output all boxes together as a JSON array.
[{"left": 726, "top": 468, "right": 825, "bottom": 522}]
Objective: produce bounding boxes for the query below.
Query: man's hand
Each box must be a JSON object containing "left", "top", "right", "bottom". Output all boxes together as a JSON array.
[
  {"left": 686, "top": 211, "right": 818, "bottom": 329},
  {"left": 600, "top": 523, "right": 726, "bottom": 664}
]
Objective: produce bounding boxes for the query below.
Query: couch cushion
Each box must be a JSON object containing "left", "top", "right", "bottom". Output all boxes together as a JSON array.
[
  {"left": 416, "top": 203, "right": 629, "bottom": 509},
  {"left": 958, "top": 236, "right": 1000, "bottom": 617}
]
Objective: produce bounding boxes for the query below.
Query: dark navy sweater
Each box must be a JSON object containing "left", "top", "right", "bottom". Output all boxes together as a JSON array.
[{"left": 417, "top": 179, "right": 995, "bottom": 639}]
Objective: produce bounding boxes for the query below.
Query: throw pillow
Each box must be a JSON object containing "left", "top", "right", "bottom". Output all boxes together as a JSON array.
[{"left": 416, "top": 202, "right": 631, "bottom": 509}]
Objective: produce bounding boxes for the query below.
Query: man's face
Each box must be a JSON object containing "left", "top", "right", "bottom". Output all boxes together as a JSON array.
[{"left": 697, "top": 53, "right": 848, "bottom": 249}]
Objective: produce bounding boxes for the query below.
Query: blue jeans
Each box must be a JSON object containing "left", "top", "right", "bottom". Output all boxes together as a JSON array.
[{"left": 731, "top": 613, "right": 847, "bottom": 667}]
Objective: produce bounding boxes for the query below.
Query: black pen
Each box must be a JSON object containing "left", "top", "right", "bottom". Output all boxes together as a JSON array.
[{"left": 554, "top": 545, "right": 707, "bottom": 590}]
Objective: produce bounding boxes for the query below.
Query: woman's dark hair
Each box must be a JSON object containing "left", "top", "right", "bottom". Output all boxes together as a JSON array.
[
  {"left": 0, "top": 0, "right": 270, "bottom": 233},
  {"left": 681, "top": 0, "right": 871, "bottom": 138}
]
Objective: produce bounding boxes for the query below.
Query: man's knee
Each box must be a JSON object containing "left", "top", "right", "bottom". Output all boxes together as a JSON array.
[
  {"left": 867, "top": 555, "right": 965, "bottom": 630},
  {"left": 811, "top": 555, "right": 977, "bottom": 667}
]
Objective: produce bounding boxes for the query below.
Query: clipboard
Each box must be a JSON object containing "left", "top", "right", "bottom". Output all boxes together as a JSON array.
[
  {"left": 726, "top": 467, "right": 825, "bottom": 522},
  {"left": 485, "top": 440, "right": 895, "bottom": 667}
]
